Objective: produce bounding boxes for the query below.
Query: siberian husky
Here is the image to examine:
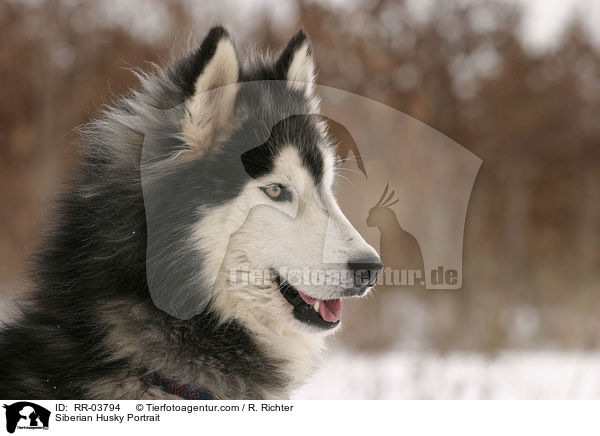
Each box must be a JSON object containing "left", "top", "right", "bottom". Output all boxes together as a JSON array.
[{"left": 0, "top": 27, "right": 382, "bottom": 399}]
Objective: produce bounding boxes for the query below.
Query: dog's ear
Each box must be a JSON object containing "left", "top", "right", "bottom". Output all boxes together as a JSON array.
[
  {"left": 180, "top": 26, "right": 240, "bottom": 153},
  {"left": 276, "top": 29, "right": 316, "bottom": 97}
]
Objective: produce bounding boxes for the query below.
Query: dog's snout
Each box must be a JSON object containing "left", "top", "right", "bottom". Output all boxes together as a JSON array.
[{"left": 346, "top": 255, "right": 384, "bottom": 295}]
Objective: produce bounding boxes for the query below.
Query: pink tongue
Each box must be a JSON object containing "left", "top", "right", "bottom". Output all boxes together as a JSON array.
[
  {"left": 298, "top": 291, "right": 342, "bottom": 323},
  {"left": 319, "top": 298, "right": 342, "bottom": 322}
]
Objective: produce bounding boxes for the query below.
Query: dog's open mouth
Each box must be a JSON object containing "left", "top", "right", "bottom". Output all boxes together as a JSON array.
[{"left": 273, "top": 273, "right": 341, "bottom": 329}]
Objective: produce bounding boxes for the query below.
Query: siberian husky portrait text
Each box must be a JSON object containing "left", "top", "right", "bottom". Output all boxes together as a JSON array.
[{"left": 0, "top": 27, "right": 383, "bottom": 399}]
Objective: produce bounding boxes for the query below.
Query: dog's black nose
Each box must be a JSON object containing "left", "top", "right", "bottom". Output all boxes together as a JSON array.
[{"left": 346, "top": 255, "right": 384, "bottom": 295}]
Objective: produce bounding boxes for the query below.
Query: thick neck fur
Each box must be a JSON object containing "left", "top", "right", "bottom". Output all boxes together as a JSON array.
[{"left": 0, "top": 161, "right": 321, "bottom": 399}]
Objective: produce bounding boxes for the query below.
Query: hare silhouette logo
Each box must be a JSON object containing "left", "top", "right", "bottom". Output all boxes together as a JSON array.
[{"left": 3, "top": 402, "right": 50, "bottom": 433}]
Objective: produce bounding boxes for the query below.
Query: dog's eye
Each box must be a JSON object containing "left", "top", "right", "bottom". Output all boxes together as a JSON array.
[
  {"left": 265, "top": 185, "right": 281, "bottom": 198},
  {"left": 261, "top": 184, "right": 290, "bottom": 202}
]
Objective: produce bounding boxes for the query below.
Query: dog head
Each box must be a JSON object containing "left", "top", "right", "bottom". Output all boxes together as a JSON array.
[{"left": 135, "top": 27, "right": 382, "bottom": 335}]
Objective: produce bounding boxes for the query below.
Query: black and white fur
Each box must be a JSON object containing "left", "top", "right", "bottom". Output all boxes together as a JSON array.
[{"left": 0, "top": 27, "right": 381, "bottom": 399}]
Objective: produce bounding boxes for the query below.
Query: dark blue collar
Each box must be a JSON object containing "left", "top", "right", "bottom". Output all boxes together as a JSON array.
[{"left": 144, "top": 372, "right": 215, "bottom": 400}]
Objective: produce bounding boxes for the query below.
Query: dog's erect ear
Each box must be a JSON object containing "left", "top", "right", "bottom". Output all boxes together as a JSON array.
[
  {"left": 191, "top": 26, "right": 239, "bottom": 96},
  {"left": 276, "top": 29, "right": 316, "bottom": 96},
  {"left": 180, "top": 26, "right": 240, "bottom": 153}
]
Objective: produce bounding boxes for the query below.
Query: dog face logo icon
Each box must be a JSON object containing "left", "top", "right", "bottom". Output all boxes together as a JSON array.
[{"left": 3, "top": 402, "right": 50, "bottom": 434}]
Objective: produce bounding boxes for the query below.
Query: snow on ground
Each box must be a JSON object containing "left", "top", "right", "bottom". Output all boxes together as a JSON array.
[{"left": 292, "top": 349, "right": 600, "bottom": 399}]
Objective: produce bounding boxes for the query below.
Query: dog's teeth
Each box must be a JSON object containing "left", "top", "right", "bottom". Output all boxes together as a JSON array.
[{"left": 313, "top": 301, "right": 320, "bottom": 312}]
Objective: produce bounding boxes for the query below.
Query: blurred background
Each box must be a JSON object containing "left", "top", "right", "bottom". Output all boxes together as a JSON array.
[{"left": 1, "top": 0, "right": 600, "bottom": 398}]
